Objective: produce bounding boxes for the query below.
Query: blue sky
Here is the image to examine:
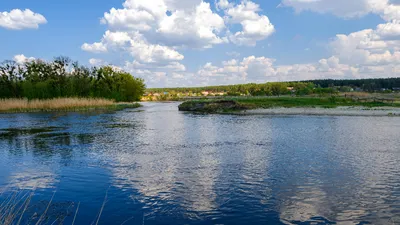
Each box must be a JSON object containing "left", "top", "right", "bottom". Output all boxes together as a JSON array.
[{"left": 1, "top": 0, "right": 399, "bottom": 87}]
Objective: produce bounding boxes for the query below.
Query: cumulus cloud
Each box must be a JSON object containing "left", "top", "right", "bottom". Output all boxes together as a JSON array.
[
  {"left": 89, "top": 58, "right": 106, "bottom": 66},
  {"left": 281, "top": 0, "right": 400, "bottom": 22},
  {"left": 13, "top": 54, "right": 35, "bottom": 64},
  {"left": 272, "top": 0, "right": 400, "bottom": 82},
  {"left": 124, "top": 60, "right": 186, "bottom": 72},
  {"left": 281, "top": 0, "right": 387, "bottom": 19},
  {"left": 82, "top": 0, "right": 276, "bottom": 87},
  {"left": 0, "top": 9, "right": 47, "bottom": 30},
  {"left": 81, "top": 0, "right": 400, "bottom": 87},
  {"left": 219, "top": 0, "right": 275, "bottom": 46},
  {"left": 82, "top": 31, "right": 184, "bottom": 62},
  {"left": 193, "top": 52, "right": 399, "bottom": 86},
  {"left": 329, "top": 22, "right": 400, "bottom": 66},
  {"left": 156, "top": 2, "right": 227, "bottom": 48},
  {"left": 82, "top": 42, "right": 108, "bottom": 53},
  {"left": 376, "top": 21, "right": 400, "bottom": 39},
  {"left": 100, "top": 0, "right": 227, "bottom": 49}
]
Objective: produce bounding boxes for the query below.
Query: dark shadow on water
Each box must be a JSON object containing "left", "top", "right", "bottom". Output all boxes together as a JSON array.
[{"left": 0, "top": 126, "right": 97, "bottom": 162}]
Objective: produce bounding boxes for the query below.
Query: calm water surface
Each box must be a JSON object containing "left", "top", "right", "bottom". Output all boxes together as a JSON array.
[{"left": 0, "top": 102, "right": 399, "bottom": 225}]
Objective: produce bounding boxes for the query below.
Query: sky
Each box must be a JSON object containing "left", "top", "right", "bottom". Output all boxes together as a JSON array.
[{"left": 1, "top": 0, "right": 400, "bottom": 87}]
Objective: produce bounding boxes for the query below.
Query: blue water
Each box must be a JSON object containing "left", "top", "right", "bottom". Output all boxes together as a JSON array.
[{"left": 0, "top": 102, "right": 399, "bottom": 225}]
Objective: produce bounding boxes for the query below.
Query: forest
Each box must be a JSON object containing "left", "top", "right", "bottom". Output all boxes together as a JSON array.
[{"left": 0, "top": 57, "right": 146, "bottom": 102}]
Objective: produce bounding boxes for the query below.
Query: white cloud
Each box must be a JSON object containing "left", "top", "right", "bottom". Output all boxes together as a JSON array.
[
  {"left": 197, "top": 56, "right": 278, "bottom": 84},
  {"left": 101, "top": 7, "right": 155, "bottom": 31},
  {"left": 13, "top": 54, "right": 35, "bottom": 64},
  {"left": 216, "top": 0, "right": 233, "bottom": 10},
  {"left": 281, "top": 0, "right": 387, "bottom": 19},
  {"left": 128, "top": 32, "right": 184, "bottom": 63},
  {"left": 376, "top": 21, "right": 400, "bottom": 39},
  {"left": 124, "top": 60, "right": 186, "bottom": 72},
  {"left": 101, "top": 0, "right": 226, "bottom": 49},
  {"left": 281, "top": 0, "right": 400, "bottom": 22},
  {"left": 194, "top": 52, "right": 399, "bottom": 86},
  {"left": 330, "top": 24, "right": 400, "bottom": 66},
  {"left": 220, "top": 0, "right": 275, "bottom": 46},
  {"left": 89, "top": 58, "right": 106, "bottom": 66},
  {"left": 81, "top": 42, "right": 108, "bottom": 53},
  {"left": 82, "top": 31, "right": 184, "bottom": 63},
  {"left": 156, "top": 2, "right": 227, "bottom": 48},
  {"left": 82, "top": 0, "right": 276, "bottom": 87},
  {"left": 0, "top": 9, "right": 47, "bottom": 30},
  {"left": 82, "top": 0, "right": 399, "bottom": 87}
]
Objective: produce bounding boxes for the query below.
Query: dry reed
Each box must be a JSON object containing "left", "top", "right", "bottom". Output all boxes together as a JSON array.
[{"left": 0, "top": 98, "right": 116, "bottom": 112}]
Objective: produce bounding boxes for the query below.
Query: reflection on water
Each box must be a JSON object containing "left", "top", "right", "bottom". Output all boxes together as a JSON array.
[
  {"left": 0, "top": 103, "right": 399, "bottom": 224},
  {"left": 8, "top": 169, "right": 58, "bottom": 190}
]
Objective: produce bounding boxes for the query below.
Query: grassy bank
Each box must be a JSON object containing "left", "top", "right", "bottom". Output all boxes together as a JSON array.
[
  {"left": 178, "top": 96, "right": 400, "bottom": 113},
  {"left": 0, "top": 98, "right": 141, "bottom": 113}
]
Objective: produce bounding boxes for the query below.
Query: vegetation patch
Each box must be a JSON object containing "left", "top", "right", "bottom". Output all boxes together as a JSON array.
[
  {"left": 0, "top": 98, "right": 141, "bottom": 113},
  {"left": 178, "top": 97, "right": 400, "bottom": 113},
  {"left": 0, "top": 56, "right": 145, "bottom": 102},
  {"left": 178, "top": 100, "right": 256, "bottom": 113}
]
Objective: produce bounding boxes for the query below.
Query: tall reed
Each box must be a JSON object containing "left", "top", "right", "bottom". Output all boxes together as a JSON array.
[{"left": 0, "top": 98, "right": 116, "bottom": 112}]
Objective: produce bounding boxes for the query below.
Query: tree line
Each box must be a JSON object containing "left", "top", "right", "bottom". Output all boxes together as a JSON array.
[
  {"left": 148, "top": 78, "right": 400, "bottom": 96},
  {"left": 0, "top": 57, "right": 145, "bottom": 101},
  {"left": 148, "top": 82, "right": 334, "bottom": 96},
  {"left": 303, "top": 78, "right": 400, "bottom": 92}
]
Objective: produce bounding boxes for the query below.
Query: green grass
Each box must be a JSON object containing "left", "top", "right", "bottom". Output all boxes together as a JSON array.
[{"left": 234, "top": 97, "right": 400, "bottom": 108}]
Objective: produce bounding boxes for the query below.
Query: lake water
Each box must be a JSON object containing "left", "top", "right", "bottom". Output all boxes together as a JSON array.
[{"left": 0, "top": 102, "right": 399, "bottom": 225}]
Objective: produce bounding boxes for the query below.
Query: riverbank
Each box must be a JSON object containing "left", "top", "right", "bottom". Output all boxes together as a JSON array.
[
  {"left": 178, "top": 97, "right": 400, "bottom": 116},
  {"left": 0, "top": 98, "right": 141, "bottom": 113},
  {"left": 235, "top": 107, "right": 400, "bottom": 116}
]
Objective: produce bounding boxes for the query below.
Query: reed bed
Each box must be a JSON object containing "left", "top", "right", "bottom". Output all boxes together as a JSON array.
[{"left": 0, "top": 98, "right": 120, "bottom": 113}]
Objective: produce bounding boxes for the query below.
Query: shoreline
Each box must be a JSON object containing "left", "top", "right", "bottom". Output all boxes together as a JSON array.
[
  {"left": 0, "top": 104, "right": 141, "bottom": 113},
  {"left": 233, "top": 106, "right": 400, "bottom": 117}
]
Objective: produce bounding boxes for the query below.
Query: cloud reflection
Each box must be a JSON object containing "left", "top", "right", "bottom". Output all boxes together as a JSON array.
[{"left": 8, "top": 169, "right": 58, "bottom": 190}]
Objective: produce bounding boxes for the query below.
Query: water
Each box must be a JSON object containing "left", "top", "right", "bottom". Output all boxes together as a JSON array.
[{"left": 0, "top": 102, "right": 399, "bottom": 225}]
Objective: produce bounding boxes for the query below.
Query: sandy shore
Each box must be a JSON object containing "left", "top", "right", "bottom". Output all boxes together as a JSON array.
[{"left": 235, "top": 106, "right": 400, "bottom": 116}]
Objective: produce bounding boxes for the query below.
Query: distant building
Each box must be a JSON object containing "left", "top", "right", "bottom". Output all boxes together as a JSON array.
[{"left": 201, "top": 91, "right": 210, "bottom": 96}]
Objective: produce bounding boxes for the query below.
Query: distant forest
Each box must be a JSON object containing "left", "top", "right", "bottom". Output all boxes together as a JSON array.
[
  {"left": 0, "top": 57, "right": 146, "bottom": 102},
  {"left": 148, "top": 78, "right": 400, "bottom": 96}
]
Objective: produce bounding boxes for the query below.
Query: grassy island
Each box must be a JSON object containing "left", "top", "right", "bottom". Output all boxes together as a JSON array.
[{"left": 178, "top": 96, "right": 400, "bottom": 113}]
